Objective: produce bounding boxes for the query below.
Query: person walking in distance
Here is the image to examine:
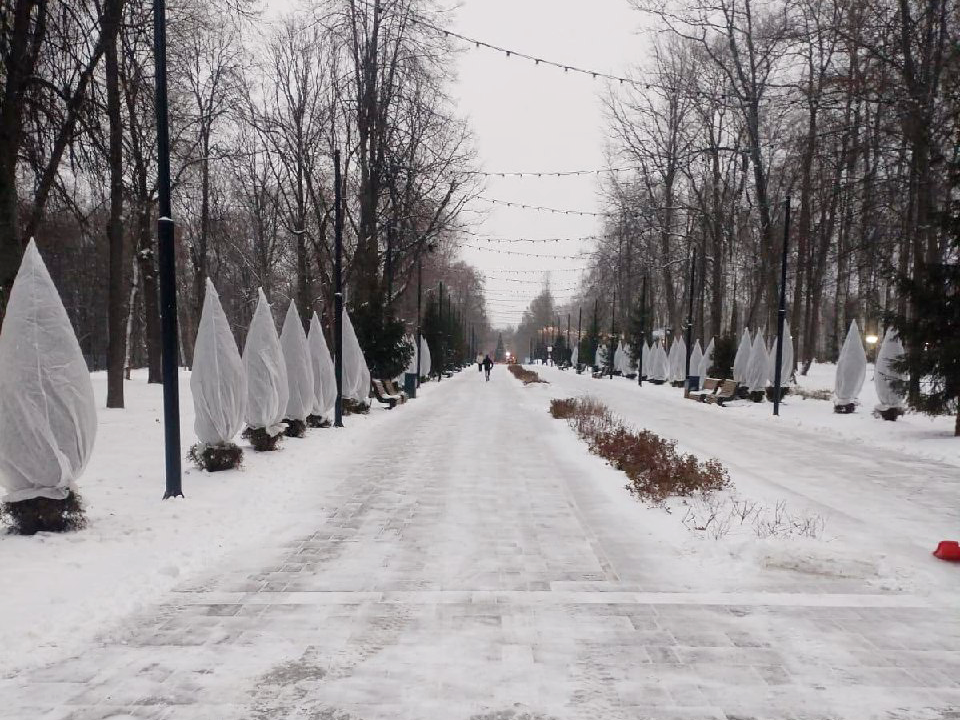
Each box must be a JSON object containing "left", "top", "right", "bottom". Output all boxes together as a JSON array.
[{"left": 482, "top": 354, "right": 494, "bottom": 382}]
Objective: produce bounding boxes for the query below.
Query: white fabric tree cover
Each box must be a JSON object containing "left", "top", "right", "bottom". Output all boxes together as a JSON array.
[
  {"left": 613, "top": 341, "right": 624, "bottom": 372},
  {"left": 280, "top": 301, "right": 314, "bottom": 422},
  {"left": 0, "top": 240, "right": 97, "bottom": 502},
  {"left": 594, "top": 344, "right": 608, "bottom": 368},
  {"left": 403, "top": 335, "right": 418, "bottom": 375},
  {"left": 745, "top": 331, "right": 768, "bottom": 392},
  {"left": 341, "top": 307, "right": 370, "bottom": 401},
  {"left": 669, "top": 338, "right": 687, "bottom": 382},
  {"left": 699, "top": 337, "right": 715, "bottom": 380},
  {"left": 734, "top": 328, "right": 752, "bottom": 384},
  {"left": 243, "top": 289, "right": 289, "bottom": 436},
  {"left": 191, "top": 279, "right": 246, "bottom": 447},
  {"left": 641, "top": 341, "right": 650, "bottom": 376},
  {"left": 308, "top": 313, "right": 337, "bottom": 418},
  {"left": 651, "top": 342, "right": 669, "bottom": 381},
  {"left": 767, "top": 321, "right": 795, "bottom": 387},
  {"left": 620, "top": 343, "right": 633, "bottom": 375},
  {"left": 874, "top": 328, "right": 906, "bottom": 411},
  {"left": 570, "top": 345, "right": 579, "bottom": 366},
  {"left": 690, "top": 341, "right": 703, "bottom": 387},
  {"left": 419, "top": 336, "right": 432, "bottom": 377},
  {"left": 834, "top": 320, "right": 867, "bottom": 405}
]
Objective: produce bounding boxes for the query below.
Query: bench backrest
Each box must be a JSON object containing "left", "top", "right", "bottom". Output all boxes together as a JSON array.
[
  {"left": 383, "top": 379, "right": 398, "bottom": 395},
  {"left": 703, "top": 378, "right": 721, "bottom": 391},
  {"left": 718, "top": 379, "right": 737, "bottom": 397},
  {"left": 371, "top": 378, "right": 387, "bottom": 397}
]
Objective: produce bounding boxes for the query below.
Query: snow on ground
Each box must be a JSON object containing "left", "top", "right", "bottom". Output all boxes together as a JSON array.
[
  {"left": 0, "top": 367, "right": 958, "bottom": 719},
  {"left": 530, "top": 364, "right": 960, "bottom": 601},
  {"left": 0, "top": 369, "right": 421, "bottom": 677}
]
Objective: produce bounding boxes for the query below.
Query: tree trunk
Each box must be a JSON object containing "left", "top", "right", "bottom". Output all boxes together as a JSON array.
[
  {"left": 0, "top": 0, "right": 45, "bottom": 319},
  {"left": 104, "top": 0, "right": 126, "bottom": 409}
]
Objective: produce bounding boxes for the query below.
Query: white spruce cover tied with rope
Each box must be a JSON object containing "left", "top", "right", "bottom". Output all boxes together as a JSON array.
[
  {"left": 834, "top": 320, "right": 867, "bottom": 407},
  {"left": 874, "top": 328, "right": 907, "bottom": 412},
  {"left": 594, "top": 344, "right": 607, "bottom": 369},
  {"left": 651, "top": 342, "right": 669, "bottom": 382},
  {"left": 641, "top": 341, "right": 650, "bottom": 377},
  {"left": 613, "top": 341, "right": 625, "bottom": 373},
  {"left": 341, "top": 307, "right": 369, "bottom": 402},
  {"left": 243, "top": 289, "right": 289, "bottom": 437},
  {"left": 690, "top": 340, "right": 703, "bottom": 388},
  {"left": 191, "top": 279, "right": 246, "bottom": 448},
  {"left": 621, "top": 343, "right": 633, "bottom": 374},
  {"left": 746, "top": 331, "right": 768, "bottom": 393},
  {"left": 767, "top": 321, "right": 795, "bottom": 387},
  {"left": 419, "top": 336, "right": 432, "bottom": 377},
  {"left": 570, "top": 344, "right": 578, "bottom": 366},
  {"left": 309, "top": 312, "right": 337, "bottom": 418},
  {"left": 699, "top": 337, "right": 714, "bottom": 381},
  {"left": 280, "top": 301, "right": 314, "bottom": 425},
  {"left": 669, "top": 337, "right": 686, "bottom": 383},
  {"left": 734, "top": 328, "right": 752, "bottom": 384},
  {"left": 0, "top": 240, "right": 97, "bottom": 502}
]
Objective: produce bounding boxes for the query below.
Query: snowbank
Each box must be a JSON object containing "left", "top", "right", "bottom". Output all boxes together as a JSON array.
[{"left": 0, "top": 368, "right": 430, "bottom": 676}]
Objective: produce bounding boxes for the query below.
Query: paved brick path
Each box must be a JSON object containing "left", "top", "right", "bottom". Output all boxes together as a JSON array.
[{"left": 2, "top": 370, "right": 958, "bottom": 719}]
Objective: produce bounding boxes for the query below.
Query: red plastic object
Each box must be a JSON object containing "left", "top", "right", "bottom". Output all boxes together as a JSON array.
[{"left": 933, "top": 541, "right": 960, "bottom": 561}]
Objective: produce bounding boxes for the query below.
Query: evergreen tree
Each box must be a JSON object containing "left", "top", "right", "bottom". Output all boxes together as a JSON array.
[
  {"left": 494, "top": 333, "right": 506, "bottom": 362},
  {"left": 351, "top": 299, "right": 413, "bottom": 380},
  {"left": 885, "top": 165, "right": 960, "bottom": 435}
]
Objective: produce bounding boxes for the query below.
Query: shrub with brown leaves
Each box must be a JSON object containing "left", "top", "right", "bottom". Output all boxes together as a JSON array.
[
  {"left": 508, "top": 364, "right": 547, "bottom": 385},
  {"left": 550, "top": 396, "right": 731, "bottom": 503}
]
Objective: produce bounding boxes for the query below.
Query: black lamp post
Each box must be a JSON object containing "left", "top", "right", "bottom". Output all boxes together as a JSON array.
[
  {"left": 333, "top": 149, "right": 344, "bottom": 427},
  {"left": 154, "top": 0, "right": 182, "bottom": 499},
  {"left": 684, "top": 249, "right": 697, "bottom": 395},
  {"left": 773, "top": 197, "right": 791, "bottom": 416}
]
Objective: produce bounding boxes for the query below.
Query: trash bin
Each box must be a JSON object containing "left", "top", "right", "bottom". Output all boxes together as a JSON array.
[
  {"left": 404, "top": 372, "right": 417, "bottom": 399},
  {"left": 686, "top": 375, "right": 701, "bottom": 392}
]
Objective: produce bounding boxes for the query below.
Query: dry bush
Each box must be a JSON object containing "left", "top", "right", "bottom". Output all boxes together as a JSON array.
[
  {"left": 1, "top": 491, "right": 87, "bottom": 535},
  {"left": 550, "top": 397, "right": 731, "bottom": 503},
  {"left": 508, "top": 364, "right": 547, "bottom": 385},
  {"left": 549, "top": 398, "right": 578, "bottom": 419},
  {"left": 188, "top": 442, "right": 243, "bottom": 471},
  {"left": 681, "top": 494, "right": 826, "bottom": 540}
]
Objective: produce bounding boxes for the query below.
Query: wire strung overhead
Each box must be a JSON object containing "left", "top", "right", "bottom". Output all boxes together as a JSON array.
[
  {"left": 461, "top": 243, "right": 587, "bottom": 259},
  {"left": 468, "top": 166, "right": 638, "bottom": 179},
  {"left": 480, "top": 266, "right": 590, "bottom": 274},
  {"left": 461, "top": 228, "right": 603, "bottom": 244},
  {"left": 408, "top": 15, "right": 690, "bottom": 93},
  {"left": 476, "top": 196, "right": 604, "bottom": 217}
]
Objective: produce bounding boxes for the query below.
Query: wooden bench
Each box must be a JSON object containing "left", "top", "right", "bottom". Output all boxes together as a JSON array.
[
  {"left": 383, "top": 379, "right": 407, "bottom": 403},
  {"left": 688, "top": 377, "right": 721, "bottom": 402},
  {"left": 372, "top": 379, "right": 401, "bottom": 409},
  {"left": 705, "top": 379, "right": 738, "bottom": 406}
]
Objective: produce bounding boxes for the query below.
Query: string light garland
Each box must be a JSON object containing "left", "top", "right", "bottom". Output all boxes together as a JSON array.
[
  {"left": 468, "top": 166, "right": 638, "bottom": 179},
  {"left": 461, "top": 243, "right": 587, "bottom": 259},
  {"left": 480, "top": 266, "right": 590, "bottom": 275},
  {"left": 461, "top": 228, "right": 603, "bottom": 244},
  {"left": 409, "top": 15, "right": 697, "bottom": 95},
  {"left": 476, "top": 196, "right": 604, "bottom": 217}
]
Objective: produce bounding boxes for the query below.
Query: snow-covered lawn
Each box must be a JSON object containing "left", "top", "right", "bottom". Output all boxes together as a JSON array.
[
  {"left": 532, "top": 364, "right": 960, "bottom": 599},
  {"left": 1, "top": 366, "right": 957, "bottom": 720},
  {"left": 0, "top": 369, "right": 412, "bottom": 677}
]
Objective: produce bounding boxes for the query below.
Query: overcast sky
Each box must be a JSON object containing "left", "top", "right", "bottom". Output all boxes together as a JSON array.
[
  {"left": 448, "top": 0, "right": 645, "bottom": 328},
  {"left": 261, "top": 0, "right": 650, "bottom": 329}
]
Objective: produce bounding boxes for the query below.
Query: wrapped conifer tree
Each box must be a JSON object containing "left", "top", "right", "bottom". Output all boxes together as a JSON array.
[
  {"left": 242, "top": 289, "right": 288, "bottom": 450},
  {"left": 189, "top": 279, "right": 246, "bottom": 471},
  {"left": 279, "top": 301, "right": 314, "bottom": 438},
  {"left": 0, "top": 240, "right": 96, "bottom": 533}
]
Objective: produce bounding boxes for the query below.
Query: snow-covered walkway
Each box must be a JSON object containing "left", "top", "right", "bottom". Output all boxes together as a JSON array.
[{"left": 2, "top": 367, "right": 958, "bottom": 720}]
